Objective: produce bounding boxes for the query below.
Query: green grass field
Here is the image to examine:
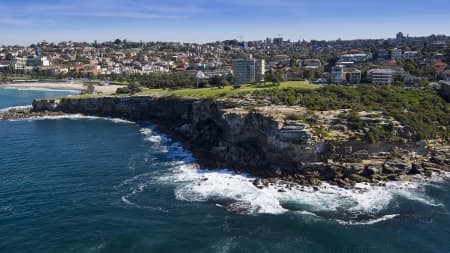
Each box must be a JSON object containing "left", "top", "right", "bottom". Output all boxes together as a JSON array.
[{"left": 136, "top": 81, "right": 320, "bottom": 98}]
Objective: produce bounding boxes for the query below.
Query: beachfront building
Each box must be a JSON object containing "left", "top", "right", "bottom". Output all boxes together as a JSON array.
[
  {"left": 232, "top": 56, "right": 265, "bottom": 86},
  {"left": 27, "top": 56, "right": 50, "bottom": 67},
  {"left": 76, "top": 64, "right": 101, "bottom": 76},
  {"left": 9, "top": 57, "right": 32, "bottom": 72}
]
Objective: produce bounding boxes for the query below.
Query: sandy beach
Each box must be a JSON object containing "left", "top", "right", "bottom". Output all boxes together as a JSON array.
[{"left": 0, "top": 82, "right": 124, "bottom": 94}]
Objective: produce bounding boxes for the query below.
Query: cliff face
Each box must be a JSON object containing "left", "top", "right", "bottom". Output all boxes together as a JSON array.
[
  {"left": 33, "top": 96, "right": 322, "bottom": 174},
  {"left": 32, "top": 96, "right": 449, "bottom": 186}
]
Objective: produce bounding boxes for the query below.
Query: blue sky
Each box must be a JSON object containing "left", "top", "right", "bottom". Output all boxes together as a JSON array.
[{"left": 1, "top": 0, "right": 449, "bottom": 45}]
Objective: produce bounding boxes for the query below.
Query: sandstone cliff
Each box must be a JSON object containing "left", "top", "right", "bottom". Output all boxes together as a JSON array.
[{"left": 30, "top": 95, "right": 449, "bottom": 187}]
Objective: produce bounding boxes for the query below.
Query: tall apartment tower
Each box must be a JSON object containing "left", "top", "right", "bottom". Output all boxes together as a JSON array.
[
  {"left": 232, "top": 56, "right": 265, "bottom": 86},
  {"left": 396, "top": 32, "right": 405, "bottom": 46}
]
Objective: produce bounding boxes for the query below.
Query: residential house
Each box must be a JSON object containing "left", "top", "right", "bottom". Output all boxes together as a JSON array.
[{"left": 300, "top": 59, "right": 321, "bottom": 69}]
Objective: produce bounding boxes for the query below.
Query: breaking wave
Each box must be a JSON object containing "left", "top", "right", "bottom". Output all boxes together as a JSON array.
[
  {"left": 128, "top": 126, "right": 448, "bottom": 225},
  {"left": 2, "top": 86, "right": 80, "bottom": 93},
  {"left": 336, "top": 214, "right": 401, "bottom": 225},
  {"left": 0, "top": 105, "right": 32, "bottom": 112},
  {"left": 7, "top": 114, "right": 135, "bottom": 124}
]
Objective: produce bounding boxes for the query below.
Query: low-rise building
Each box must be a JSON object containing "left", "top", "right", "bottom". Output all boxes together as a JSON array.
[
  {"left": 367, "top": 69, "right": 397, "bottom": 85},
  {"left": 403, "top": 51, "right": 418, "bottom": 61},
  {"left": 377, "top": 49, "right": 390, "bottom": 61},
  {"left": 76, "top": 64, "right": 101, "bottom": 75},
  {"left": 300, "top": 59, "right": 321, "bottom": 69},
  {"left": 338, "top": 53, "right": 371, "bottom": 63},
  {"left": 346, "top": 68, "right": 362, "bottom": 84},
  {"left": 331, "top": 65, "right": 361, "bottom": 84}
]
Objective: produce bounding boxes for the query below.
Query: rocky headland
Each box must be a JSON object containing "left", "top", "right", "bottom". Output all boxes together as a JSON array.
[{"left": 1, "top": 94, "right": 449, "bottom": 188}]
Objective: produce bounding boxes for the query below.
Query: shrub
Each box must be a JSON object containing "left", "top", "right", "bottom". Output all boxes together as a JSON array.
[{"left": 116, "top": 87, "right": 131, "bottom": 94}]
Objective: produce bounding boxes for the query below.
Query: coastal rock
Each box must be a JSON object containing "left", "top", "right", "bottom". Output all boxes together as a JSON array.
[
  {"left": 364, "top": 165, "right": 382, "bottom": 177},
  {"left": 27, "top": 95, "right": 450, "bottom": 188}
]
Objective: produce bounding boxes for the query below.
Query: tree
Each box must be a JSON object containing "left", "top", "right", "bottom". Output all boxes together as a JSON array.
[
  {"left": 209, "top": 75, "right": 227, "bottom": 88},
  {"left": 226, "top": 73, "right": 234, "bottom": 85},
  {"left": 266, "top": 69, "right": 282, "bottom": 86},
  {"left": 303, "top": 68, "right": 314, "bottom": 80}
]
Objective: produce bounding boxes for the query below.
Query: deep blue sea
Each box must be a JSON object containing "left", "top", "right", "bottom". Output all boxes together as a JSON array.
[{"left": 1, "top": 86, "right": 450, "bottom": 253}]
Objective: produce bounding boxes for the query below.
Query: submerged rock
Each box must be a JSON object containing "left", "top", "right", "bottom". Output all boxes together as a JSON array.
[{"left": 223, "top": 201, "right": 253, "bottom": 215}]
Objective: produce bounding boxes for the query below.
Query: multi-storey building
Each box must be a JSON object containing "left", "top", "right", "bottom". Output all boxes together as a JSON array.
[
  {"left": 331, "top": 65, "right": 344, "bottom": 84},
  {"left": 403, "top": 51, "right": 419, "bottom": 61},
  {"left": 232, "top": 57, "right": 265, "bottom": 86},
  {"left": 273, "top": 37, "right": 284, "bottom": 45},
  {"left": 300, "top": 59, "right": 321, "bottom": 69},
  {"left": 27, "top": 56, "right": 50, "bottom": 67},
  {"left": 9, "top": 57, "right": 32, "bottom": 71},
  {"left": 391, "top": 48, "right": 402, "bottom": 61},
  {"left": 367, "top": 69, "right": 397, "bottom": 85},
  {"left": 331, "top": 65, "right": 361, "bottom": 84},
  {"left": 338, "top": 53, "right": 371, "bottom": 63}
]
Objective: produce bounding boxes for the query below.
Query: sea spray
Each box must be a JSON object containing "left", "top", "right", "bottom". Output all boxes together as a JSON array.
[{"left": 136, "top": 125, "right": 447, "bottom": 224}]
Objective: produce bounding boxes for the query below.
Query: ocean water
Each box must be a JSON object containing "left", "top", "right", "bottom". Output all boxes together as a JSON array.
[{"left": 1, "top": 87, "right": 450, "bottom": 253}]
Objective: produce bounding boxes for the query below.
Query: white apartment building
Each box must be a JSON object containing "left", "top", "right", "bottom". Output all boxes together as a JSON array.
[
  {"left": 27, "top": 56, "right": 50, "bottom": 67},
  {"left": 403, "top": 51, "right": 418, "bottom": 61},
  {"left": 338, "top": 54, "right": 371, "bottom": 63},
  {"left": 367, "top": 69, "right": 397, "bottom": 85},
  {"left": 9, "top": 57, "right": 32, "bottom": 71},
  {"left": 331, "top": 65, "right": 361, "bottom": 84},
  {"left": 300, "top": 59, "right": 321, "bottom": 69}
]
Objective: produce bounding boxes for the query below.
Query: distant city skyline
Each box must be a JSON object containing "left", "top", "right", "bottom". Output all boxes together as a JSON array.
[{"left": 1, "top": 0, "right": 449, "bottom": 45}]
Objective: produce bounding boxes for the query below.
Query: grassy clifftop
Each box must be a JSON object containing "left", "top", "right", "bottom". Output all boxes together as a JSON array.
[
  {"left": 62, "top": 82, "right": 449, "bottom": 141},
  {"left": 135, "top": 81, "right": 318, "bottom": 98},
  {"left": 247, "top": 85, "right": 450, "bottom": 141}
]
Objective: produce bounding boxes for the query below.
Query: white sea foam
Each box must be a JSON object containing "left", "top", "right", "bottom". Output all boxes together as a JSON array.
[
  {"left": 119, "top": 173, "right": 169, "bottom": 213},
  {"left": 0, "top": 105, "right": 32, "bottom": 112},
  {"left": 2, "top": 86, "right": 80, "bottom": 93},
  {"left": 131, "top": 126, "right": 448, "bottom": 224},
  {"left": 7, "top": 114, "right": 135, "bottom": 124},
  {"left": 162, "top": 165, "right": 442, "bottom": 217},
  {"left": 336, "top": 214, "right": 401, "bottom": 225}
]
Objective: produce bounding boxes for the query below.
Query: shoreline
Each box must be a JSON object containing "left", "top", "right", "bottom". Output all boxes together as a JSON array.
[
  {"left": 0, "top": 82, "right": 124, "bottom": 94},
  {"left": 1, "top": 101, "right": 449, "bottom": 189}
]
